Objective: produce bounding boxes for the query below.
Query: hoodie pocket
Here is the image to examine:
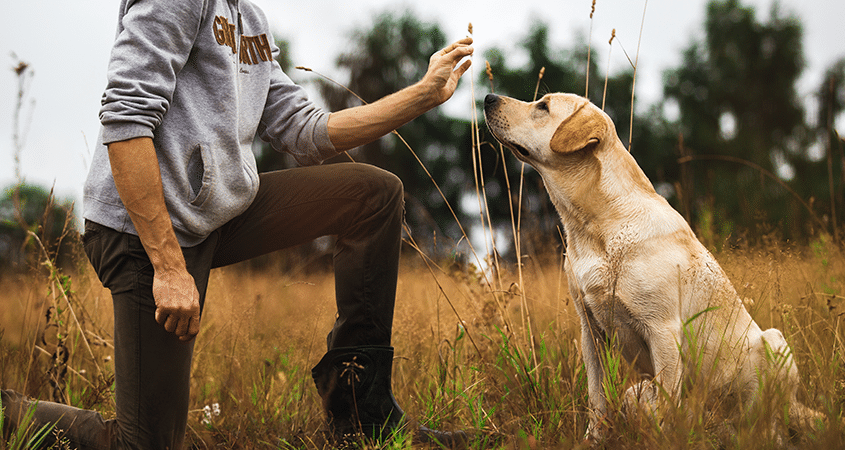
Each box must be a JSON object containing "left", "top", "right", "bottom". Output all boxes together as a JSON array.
[{"left": 187, "top": 145, "right": 213, "bottom": 207}]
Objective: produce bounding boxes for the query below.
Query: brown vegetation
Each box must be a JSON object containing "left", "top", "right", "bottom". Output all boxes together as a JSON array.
[{"left": 2, "top": 232, "right": 845, "bottom": 448}]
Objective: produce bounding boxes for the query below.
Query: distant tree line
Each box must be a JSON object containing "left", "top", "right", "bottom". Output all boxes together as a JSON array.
[
  {"left": 257, "top": 0, "right": 845, "bottom": 256},
  {"left": 3, "top": 0, "right": 844, "bottom": 270},
  {"left": 0, "top": 184, "right": 75, "bottom": 269}
]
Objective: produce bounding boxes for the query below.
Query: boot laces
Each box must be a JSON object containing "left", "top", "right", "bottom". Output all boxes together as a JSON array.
[{"left": 340, "top": 356, "right": 365, "bottom": 386}]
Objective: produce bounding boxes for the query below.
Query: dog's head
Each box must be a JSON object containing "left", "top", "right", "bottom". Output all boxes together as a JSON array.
[
  {"left": 483, "top": 93, "right": 657, "bottom": 229},
  {"left": 483, "top": 93, "right": 613, "bottom": 166}
]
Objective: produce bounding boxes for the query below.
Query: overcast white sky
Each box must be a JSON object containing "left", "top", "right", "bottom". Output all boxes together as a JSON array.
[{"left": 2, "top": 0, "right": 844, "bottom": 213}]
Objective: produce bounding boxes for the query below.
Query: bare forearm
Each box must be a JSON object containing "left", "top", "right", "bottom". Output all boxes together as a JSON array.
[
  {"left": 327, "top": 83, "right": 437, "bottom": 151},
  {"left": 107, "top": 137, "right": 186, "bottom": 272},
  {"left": 326, "top": 38, "right": 473, "bottom": 152},
  {"left": 108, "top": 137, "right": 200, "bottom": 341}
]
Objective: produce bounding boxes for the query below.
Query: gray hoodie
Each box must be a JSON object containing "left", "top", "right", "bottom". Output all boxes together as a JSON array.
[{"left": 83, "top": 0, "right": 338, "bottom": 247}]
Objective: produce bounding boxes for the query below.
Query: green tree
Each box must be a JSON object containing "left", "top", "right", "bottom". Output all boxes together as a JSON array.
[
  {"left": 818, "top": 59, "right": 845, "bottom": 128},
  {"left": 796, "top": 58, "right": 845, "bottom": 239},
  {"left": 664, "top": 0, "right": 808, "bottom": 238},
  {"left": 0, "top": 184, "right": 76, "bottom": 270},
  {"left": 251, "top": 12, "right": 479, "bottom": 254},
  {"left": 314, "top": 11, "right": 476, "bottom": 249}
]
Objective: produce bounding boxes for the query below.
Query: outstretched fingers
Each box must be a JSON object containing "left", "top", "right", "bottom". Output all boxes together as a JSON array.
[
  {"left": 424, "top": 38, "right": 474, "bottom": 104},
  {"left": 438, "top": 38, "right": 474, "bottom": 64},
  {"left": 453, "top": 58, "right": 472, "bottom": 79},
  {"left": 441, "top": 37, "right": 473, "bottom": 55}
]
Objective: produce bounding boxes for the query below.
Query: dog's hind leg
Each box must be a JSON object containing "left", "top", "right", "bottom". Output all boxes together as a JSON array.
[{"left": 752, "top": 329, "right": 825, "bottom": 438}]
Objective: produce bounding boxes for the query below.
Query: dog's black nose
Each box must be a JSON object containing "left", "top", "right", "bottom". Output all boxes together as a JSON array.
[{"left": 484, "top": 94, "right": 499, "bottom": 107}]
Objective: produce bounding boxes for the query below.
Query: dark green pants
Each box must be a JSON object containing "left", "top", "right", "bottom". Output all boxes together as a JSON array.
[{"left": 2, "top": 163, "right": 404, "bottom": 449}]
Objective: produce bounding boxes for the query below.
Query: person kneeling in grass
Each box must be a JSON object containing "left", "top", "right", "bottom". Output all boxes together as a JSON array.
[{"left": 1, "top": 1, "right": 473, "bottom": 448}]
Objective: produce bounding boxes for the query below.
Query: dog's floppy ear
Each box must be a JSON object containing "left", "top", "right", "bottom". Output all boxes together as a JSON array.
[{"left": 549, "top": 100, "right": 607, "bottom": 154}]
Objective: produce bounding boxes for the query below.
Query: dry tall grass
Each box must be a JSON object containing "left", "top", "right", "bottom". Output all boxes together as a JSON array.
[
  {"left": 3, "top": 10, "right": 844, "bottom": 449},
  {"left": 2, "top": 231, "right": 845, "bottom": 449}
]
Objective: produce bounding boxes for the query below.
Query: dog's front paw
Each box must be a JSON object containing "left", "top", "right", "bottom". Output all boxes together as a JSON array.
[
  {"left": 583, "top": 417, "right": 610, "bottom": 443},
  {"left": 622, "top": 380, "right": 661, "bottom": 418}
]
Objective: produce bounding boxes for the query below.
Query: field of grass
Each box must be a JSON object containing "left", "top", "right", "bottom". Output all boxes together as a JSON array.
[{"left": 2, "top": 230, "right": 845, "bottom": 449}]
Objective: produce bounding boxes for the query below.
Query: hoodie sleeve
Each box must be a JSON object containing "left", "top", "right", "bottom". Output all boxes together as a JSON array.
[
  {"left": 99, "top": 0, "right": 206, "bottom": 144},
  {"left": 256, "top": 37, "right": 339, "bottom": 166}
]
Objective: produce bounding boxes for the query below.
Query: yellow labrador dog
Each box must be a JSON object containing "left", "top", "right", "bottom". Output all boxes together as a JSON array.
[{"left": 484, "top": 93, "right": 810, "bottom": 436}]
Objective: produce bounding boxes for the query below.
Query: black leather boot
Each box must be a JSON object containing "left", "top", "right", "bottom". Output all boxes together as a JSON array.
[{"left": 311, "top": 346, "right": 470, "bottom": 447}]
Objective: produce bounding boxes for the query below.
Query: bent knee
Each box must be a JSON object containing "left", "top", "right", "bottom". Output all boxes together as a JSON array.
[
  {"left": 348, "top": 164, "right": 404, "bottom": 211},
  {"left": 753, "top": 328, "right": 798, "bottom": 382},
  {"left": 759, "top": 328, "right": 792, "bottom": 362}
]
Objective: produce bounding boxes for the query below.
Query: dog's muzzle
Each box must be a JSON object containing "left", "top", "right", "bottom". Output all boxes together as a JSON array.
[{"left": 484, "top": 95, "right": 530, "bottom": 158}]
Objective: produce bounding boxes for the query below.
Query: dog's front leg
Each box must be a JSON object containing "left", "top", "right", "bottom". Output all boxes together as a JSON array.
[
  {"left": 645, "top": 325, "right": 684, "bottom": 405},
  {"left": 618, "top": 326, "right": 684, "bottom": 428},
  {"left": 579, "top": 308, "right": 610, "bottom": 439}
]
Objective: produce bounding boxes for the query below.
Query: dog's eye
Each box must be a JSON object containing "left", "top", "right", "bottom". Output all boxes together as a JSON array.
[{"left": 536, "top": 101, "right": 549, "bottom": 112}]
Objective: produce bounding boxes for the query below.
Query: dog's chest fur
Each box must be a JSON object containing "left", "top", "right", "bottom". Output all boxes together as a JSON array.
[{"left": 563, "top": 221, "right": 677, "bottom": 374}]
